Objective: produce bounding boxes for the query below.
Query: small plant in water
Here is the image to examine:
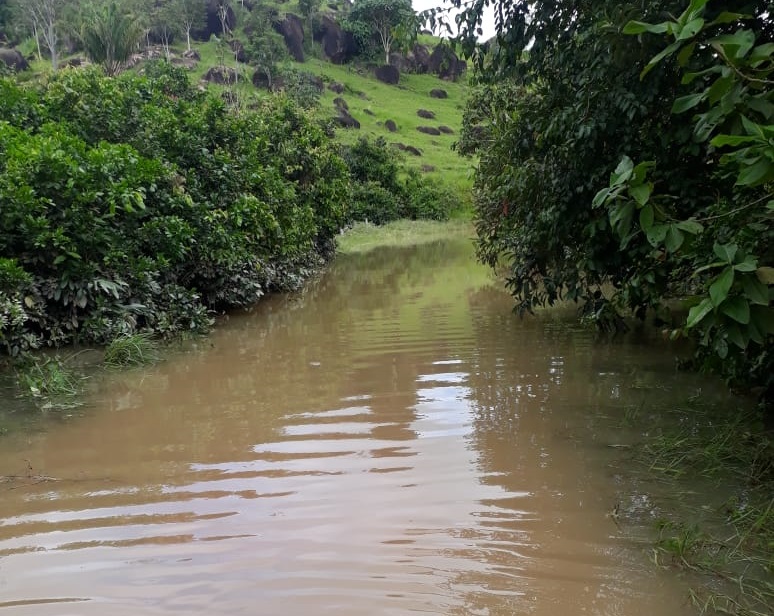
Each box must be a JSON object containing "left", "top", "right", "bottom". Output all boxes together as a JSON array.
[
  {"left": 104, "top": 332, "right": 160, "bottom": 368},
  {"left": 640, "top": 405, "right": 774, "bottom": 616},
  {"left": 15, "top": 356, "right": 85, "bottom": 410}
]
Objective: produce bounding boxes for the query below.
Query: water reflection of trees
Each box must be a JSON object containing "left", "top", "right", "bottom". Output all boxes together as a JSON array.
[{"left": 451, "top": 285, "right": 705, "bottom": 614}]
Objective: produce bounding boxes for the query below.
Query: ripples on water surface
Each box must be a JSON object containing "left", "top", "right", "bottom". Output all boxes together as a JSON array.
[{"left": 0, "top": 237, "right": 715, "bottom": 614}]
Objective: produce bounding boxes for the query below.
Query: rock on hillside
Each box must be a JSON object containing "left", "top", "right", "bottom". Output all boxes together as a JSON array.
[
  {"left": 274, "top": 14, "right": 305, "bottom": 62},
  {"left": 314, "top": 16, "right": 357, "bottom": 64},
  {"left": 193, "top": 0, "right": 236, "bottom": 40},
  {"left": 0, "top": 48, "right": 28, "bottom": 72}
]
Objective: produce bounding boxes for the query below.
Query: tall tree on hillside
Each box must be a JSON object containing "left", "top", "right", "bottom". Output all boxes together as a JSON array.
[
  {"left": 245, "top": 5, "right": 287, "bottom": 89},
  {"left": 178, "top": 0, "right": 206, "bottom": 51},
  {"left": 9, "top": 0, "right": 71, "bottom": 70},
  {"left": 81, "top": 0, "right": 144, "bottom": 75},
  {"left": 346, "top": 0, "right": 415, "bottom": 65},
  {"left": 297, "top": 0, "right": 321, "bottom": 51}
]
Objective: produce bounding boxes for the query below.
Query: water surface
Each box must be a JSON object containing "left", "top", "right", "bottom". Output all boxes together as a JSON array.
[{"left": 0, "top": 237, "right": 708, "bottom": 614}]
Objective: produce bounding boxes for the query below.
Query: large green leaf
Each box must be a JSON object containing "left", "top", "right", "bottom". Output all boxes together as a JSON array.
[
  {"left": 736, "top": 157, "right": 773, "bottom": 187},
  {"left": 707, "top": 12, "right": 747, "bottom": 27},
  {"left": 672, "top": 93, "right": 705, "bottom": 114},
  {"left": 641, "top": 41, "right": 682, "bottom": 79},
  {"left": 675, "top": 219, "right": 703, "bottom": 234},
  {"left": 709, "top": 267, "right": 734, "bottom": 307},
  {"left": 664, "top": 225, "right": 684, "bottom": 253},
  {"left": 710, "top": 30, "right": 756, "bottom": 60},
  {"left": 713, "top": 243, "right": 738, "bottom": 263},
  {"left": 610, "top": 156, "right": 634, "bottom": 185},
  {"left": 629, "top": 183, "right": 652, "bottom": 206},
  {"left": 677, "top": 18, "right": 704, "bottom": 41},
  {"left": 623, "top": 20, "right": 669, "bottom": 35},
  {"left": 686, "top": 297, "right": 713, "bottom": 328},
  {"left": 721, "top": 296, "right": 750, "bottom": 324},
  {"left": 710, "top": 134, "right": 759, "bottom": 147},
  {"left": 743, "top": 275, "right": 769, "bottom": 305}
]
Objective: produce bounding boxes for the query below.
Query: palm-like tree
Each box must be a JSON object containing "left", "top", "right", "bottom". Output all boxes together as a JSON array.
[{"left": 81, "top": 1, "right": 143, "bottom": 76}]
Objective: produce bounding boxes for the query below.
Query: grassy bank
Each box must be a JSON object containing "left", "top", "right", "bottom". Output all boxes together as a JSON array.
[
  {"left": 629, "top": 402, "right": 774, "bottom": 615},
  {"left": 336, "top": 218, "right": 474, "bottom": 255}
]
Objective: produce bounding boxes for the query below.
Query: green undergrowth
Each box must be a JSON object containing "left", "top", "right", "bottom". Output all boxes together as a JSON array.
[
  {"left": 13, "top": 354, "right": 90, "bottom": 411},
  {"left": 634, "top": 403, "right": 774, "bottom": 615},
  {"left": 104, "top": 332, "right": 160, "bottom": 368},
  {"left": 336, "top": 218, "right": 473, "bottom": 255}
]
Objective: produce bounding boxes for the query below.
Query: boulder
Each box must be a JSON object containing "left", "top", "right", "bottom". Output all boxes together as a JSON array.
[
  {"left": 314, "top": 16, "right": 356, "bottom": 64},
  {"left": 203, "top": 66, "right": 238, "bottom": 85},
  {"left": 374, "top": 64, "right": 399, "bottom": 85},
  {"left": 328, "top": 81, "right": 345, "bottom": 94},
  {"left": 183, "top": 49, "right": 201, "bottom": 60},
  {"left": 427, "top": 43, "right": 466, "bottom": 81},
  {"left": 194, "top": 0, "right": 237, "bottom": 40},
  {"left": 333, "top": 97, "right": 348, "bottom": 111},
  {"left": 334, "top": 109, "right": 360, "bottom": 129},
  {"left": 438, "top": 125, "right": 455, "bottom": 134},
  {"left": 0, "top": 48, "right": 29, "bottom": 72},
  {"left": 171, "top": 57, "right": 199, "bottom": 70},
  {"left": 417, "top": 109, "right": 435, "bottom": 119},
  {"left": 429, "top": 88, "right": 448, "bottom": 99},
  {"left": 252, "top": 69, "right": 283, "bottom": 91},
  {"left": 411, "top": 44, "right": 431, "bottom": 73},
  {"left": 391, "top": 143, "right": 422, "bottom": 156},
  {"left": 65, "top": 56, "right": 88, "bottom": 68},
  {"left": 390, "top": 43, "right": 431, "bottom": 74},
  {"left": 274, "top": 13, "right": 305, "bottom": 62},
  {"left": 417, "top": 126, "right": 441, "bottom": 136},
  {"left": 229, "top": 39, "right": 247, "bottom": 63},
  {"left": 384, "top": 119, "right": 398, "bottom": 132}
]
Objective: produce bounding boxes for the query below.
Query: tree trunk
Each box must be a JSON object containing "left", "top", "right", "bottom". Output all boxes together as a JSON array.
[{"left": 46, "top": 22, "right": 58, "bottom": 71}]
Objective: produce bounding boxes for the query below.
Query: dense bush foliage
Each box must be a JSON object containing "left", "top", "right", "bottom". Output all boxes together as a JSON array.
[
  {"left": 339, "top": 136, "right": 461, "bottom": 225},
  {"left": 438, "top": 0, "right": 772, "bottom": 395},
  {"left": 0, "top": 63, "right": 460, "bottom": 356},
  {"left": 0, "top": 63, "right": 349, "bottom": 354}
]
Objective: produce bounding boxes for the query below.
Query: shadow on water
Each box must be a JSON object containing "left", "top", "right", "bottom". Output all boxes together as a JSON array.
[{"left": 0, "top": 236, "right": 741, "bottom": 615}]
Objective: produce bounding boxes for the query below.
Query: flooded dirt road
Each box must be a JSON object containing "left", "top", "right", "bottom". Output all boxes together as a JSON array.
[{"left": 0, "top": 236, "right": 711, "bottom": 614}]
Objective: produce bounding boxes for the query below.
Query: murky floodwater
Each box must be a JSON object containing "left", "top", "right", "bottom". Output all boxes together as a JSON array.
[{"left": 0, "top": 236, "right": 722, "bottom": 614}]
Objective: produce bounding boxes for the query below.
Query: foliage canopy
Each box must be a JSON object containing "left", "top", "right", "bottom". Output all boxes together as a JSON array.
[{"left": 432, "top": 0, "right": 773, "bottom": 395}]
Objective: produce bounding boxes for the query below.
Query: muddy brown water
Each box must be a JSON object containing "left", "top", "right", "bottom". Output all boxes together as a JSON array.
[{"left": 0, "top": 236, "right": 724, "bottom": 614}]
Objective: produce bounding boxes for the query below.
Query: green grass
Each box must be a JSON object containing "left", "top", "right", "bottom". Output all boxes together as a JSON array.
[
  {"left": 311, "top": 59, "right": 474, "bottom": 192},
  {"left": 104, "top": 333, "right": 160, "bottom": 368},
  {"left": 636, "top": 404, "right": 774, "bottom": 615},
  {"left": 183, "top": 34, "right": 475, "bottom": 196},
  {"left": 14, "top": 355, "right": 87, "bottom": 410},
  {"left": 336, "top": 218, "right": 473, "bottom": 254}
]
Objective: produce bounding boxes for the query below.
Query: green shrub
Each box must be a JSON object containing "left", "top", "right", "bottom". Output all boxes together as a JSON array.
[
  {"left": 0, "top": 64, "right": 350, "bottom": 352},
  {"left": 347, "top": 181, "right": 402, "bottom": 225},
  {"left": 401, "top": 171, "right": 461, "bottom": 221}
]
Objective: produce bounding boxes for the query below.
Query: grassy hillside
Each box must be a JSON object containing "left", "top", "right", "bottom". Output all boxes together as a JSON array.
[
  {"left": 10, "top": 10, "right": 475, "bottom": 201},
  {"left": 183, "top": 35, "right": 474, "bottom": 197}
]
